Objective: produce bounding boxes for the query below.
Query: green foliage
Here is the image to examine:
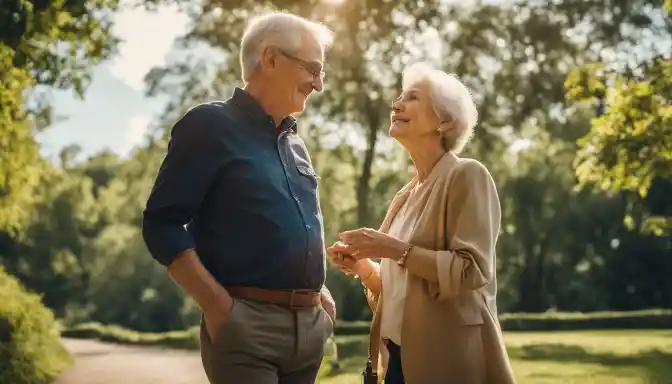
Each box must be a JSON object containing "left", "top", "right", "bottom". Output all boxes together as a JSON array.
[
  {"left": 499, "top": 309, "right": 672, "bottom": 331},
  {"left": 61, "top": 310, "right": 672, "bottom": 351},
  {"left": 0, "top": 0, "right": 119, "bottom": 233},
  {"left": 1, "top": 0, "right": 671, "bottom": 339},
  {"left": 0, "top": 265, "right": 71, "bottom": 384},
  {"left": 334, "top": 310, "right": 672, "bottom": 335},
  {"left": 0, "top": 152, "right": 200, "bottom": 332},
  {"left": 61, "top": 322, "right": 200, "bottom": 350},
  {"left": 568, "top": 58, "right": 672, "bottom": 198},
  {"left": 2, "top": 166, "right": 105, "bottom": 318},
  {"left": 1, "top": 0, "right": 120, "bottom": 94},
  {"left": 565, "top": 4, "right": 672, "bottom": 234},
  {"left": 0, "top": 44, "right": 41, "bottom": 233}
]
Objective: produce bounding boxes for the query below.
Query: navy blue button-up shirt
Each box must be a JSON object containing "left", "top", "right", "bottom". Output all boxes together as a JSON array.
[{"left": 142, "top": 88, "right": 326, "bottom": 290}]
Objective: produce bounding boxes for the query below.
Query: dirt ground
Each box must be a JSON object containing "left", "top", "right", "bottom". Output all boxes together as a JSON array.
[{"left": 54, "top": 338, "right": 209, "bottom": 384}]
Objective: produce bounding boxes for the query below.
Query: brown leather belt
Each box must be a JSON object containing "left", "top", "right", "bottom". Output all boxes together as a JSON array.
[{"left": 225, "top": 286, "right": 321, "bottom": 309}]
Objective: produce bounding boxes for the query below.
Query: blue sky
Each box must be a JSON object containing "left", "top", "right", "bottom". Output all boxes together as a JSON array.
[{"left": 36, "top": 3, "right": 189, "bottom": 161}]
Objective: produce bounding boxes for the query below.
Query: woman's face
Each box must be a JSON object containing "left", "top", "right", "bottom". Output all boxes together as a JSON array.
[{"left": 389, "top": 81, "right": 442, "bottom": 141}]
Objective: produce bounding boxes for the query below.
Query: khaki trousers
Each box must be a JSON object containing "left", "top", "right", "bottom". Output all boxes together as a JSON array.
[{"left": 200, "top": 298, "right": 333, "bottom": 384}]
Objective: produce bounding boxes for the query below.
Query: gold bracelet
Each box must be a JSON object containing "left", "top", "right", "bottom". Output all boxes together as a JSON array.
[
  {"left": 397, "top": 243, "right": 413, "bottom": 266},
  {"left": 358, "top": 270, "right": 374, "bottom": 281}
]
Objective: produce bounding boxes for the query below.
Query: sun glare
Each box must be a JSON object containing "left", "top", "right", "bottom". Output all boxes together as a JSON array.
[{"left": 323, "top": 0, "right": 345, "bottom": 4}]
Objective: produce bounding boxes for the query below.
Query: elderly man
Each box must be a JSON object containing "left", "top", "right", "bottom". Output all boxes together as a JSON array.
[{"left": 142, "top": 12, "right": 335, "bottom": 384}]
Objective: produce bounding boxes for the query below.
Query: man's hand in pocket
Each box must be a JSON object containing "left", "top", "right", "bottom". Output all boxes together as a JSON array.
[
  {"left": 320, "top": 287, "right": 336, "bottom": 325},
  {"left": 204, "top": 295, "right": 235, "bottom": 341}
]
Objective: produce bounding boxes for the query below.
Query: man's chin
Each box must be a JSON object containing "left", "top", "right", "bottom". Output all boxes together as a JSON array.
[{"left": 291, "top": 101, "right": 308, "bottom": 116}]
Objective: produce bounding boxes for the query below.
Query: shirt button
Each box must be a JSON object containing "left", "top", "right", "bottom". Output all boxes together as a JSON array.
[
  {"left": 306, "top": 225, "right": 311, "bottom": 230},
  {"left": 308, "top": 252, "right": 312, "bottom": 257},
  {"left": 295, "top": 197, "right": 300, "bottom": 202}
]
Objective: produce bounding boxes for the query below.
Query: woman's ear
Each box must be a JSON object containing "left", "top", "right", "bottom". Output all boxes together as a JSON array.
[{"left": 437, "top": 119, "right": 456, "bottom": 134}]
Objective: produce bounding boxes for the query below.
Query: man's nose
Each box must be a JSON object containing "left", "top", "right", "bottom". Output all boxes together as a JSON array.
[{"left": 312, "top": 76, "right": 324, "bottom": 92}]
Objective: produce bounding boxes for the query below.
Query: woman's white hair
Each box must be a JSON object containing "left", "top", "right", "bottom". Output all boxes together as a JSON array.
[
  {"left": 240, "top": 12, "right": 333, "bottom": 81},
  {"left": 402, "top": 62, "right": 478, "bottom": 154}
]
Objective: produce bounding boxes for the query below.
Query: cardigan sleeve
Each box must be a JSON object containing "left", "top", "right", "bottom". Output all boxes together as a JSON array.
[
  {"left": 362, "top": 261, "right": 382, "bottom": 312},
  {"left": 364, "top": 285, "right": 380, "bottom": 311},
  {"left": 429, "top": 159, "right": 501, "bottom": 301}
]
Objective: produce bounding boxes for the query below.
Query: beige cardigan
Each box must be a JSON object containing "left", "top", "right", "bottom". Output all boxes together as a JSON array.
[{"left": 365, "top": 152, "right": 516, "bottom": 384}]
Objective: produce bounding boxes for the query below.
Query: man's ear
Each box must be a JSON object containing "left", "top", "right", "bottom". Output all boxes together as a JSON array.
[{"left": 259, "top": 46, "right": 278, "bottom": 73}]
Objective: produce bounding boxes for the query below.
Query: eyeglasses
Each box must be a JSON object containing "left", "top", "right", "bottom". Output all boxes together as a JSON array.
[{"left": 278, "top": 48, "right": 325, "bottom": 81}]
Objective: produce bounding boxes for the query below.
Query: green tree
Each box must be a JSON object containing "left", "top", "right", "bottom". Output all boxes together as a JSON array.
[
  {"left": 145, "top": 0, "right": 471, "bottom": 227},
  {"left": 7, "top": 0, "right": 667, "bottom": 331},
  {"left": 0, "top": 162, "right": 102, "bottom": 320},
  {"left": 0, "top": 0, "right": 119, "bottom": 232},
  {"left": 565, "top": 3, "right": 672, "bottom": 235}
]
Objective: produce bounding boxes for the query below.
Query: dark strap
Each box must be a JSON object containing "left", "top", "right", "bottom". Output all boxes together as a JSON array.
[
  {"left": 366, "top": 292, "right": 383, "bottom": 379},
  {"left": 225, "top": 286, "right": 320, "bottom": 309}
]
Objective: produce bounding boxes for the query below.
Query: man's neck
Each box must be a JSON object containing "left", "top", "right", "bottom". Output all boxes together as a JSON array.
[{"left": 243, "top": 81, "right": 286, "bottom": 127}]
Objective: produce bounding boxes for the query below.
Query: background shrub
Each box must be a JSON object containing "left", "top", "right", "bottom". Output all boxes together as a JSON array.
[
  {"left": 61, "top": 322, "right": 200, "bottom": 350},
  {"left": 0, "top": 265, "right": 71, "bottom": 384},
  {"left": 332, "top": 309, "right": 672, "bottom": 335}
]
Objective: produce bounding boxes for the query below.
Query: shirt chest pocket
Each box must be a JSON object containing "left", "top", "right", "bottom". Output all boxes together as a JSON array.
[{"left": 295, "top": 165, "right": 319, "bottom": 194}]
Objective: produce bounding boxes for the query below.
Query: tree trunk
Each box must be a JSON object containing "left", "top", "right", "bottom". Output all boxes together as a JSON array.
[{"left": 356, "top": 116, "right": 379, "bottom": 227}]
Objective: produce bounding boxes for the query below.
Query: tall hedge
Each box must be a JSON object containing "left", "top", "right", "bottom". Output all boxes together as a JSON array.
[
  {"left": 333, "top": 309, "right": 672, "bottom": 335},
  {"left": 0, "top": 265, "right": 71, "bottom": 383}
]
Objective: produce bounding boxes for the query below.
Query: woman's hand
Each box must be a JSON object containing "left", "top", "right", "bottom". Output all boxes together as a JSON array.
[
  {"left": 327, "top": 241, "right": 363, "bottom": 276},
  {"left": 339, "top": 228, "right": 409, "bottom": 261}
]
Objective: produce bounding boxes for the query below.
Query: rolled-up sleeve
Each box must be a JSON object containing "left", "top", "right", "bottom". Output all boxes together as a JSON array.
[
  {"left": 142, "top": 106, "right": 225, "bottom": 266},
  {"left": 430, "top": 160, "right": 501, "bottom": 300}
]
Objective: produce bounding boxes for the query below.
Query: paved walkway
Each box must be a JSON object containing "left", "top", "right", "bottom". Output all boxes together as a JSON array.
[{"left": 55, "top": 338, "right": 209, "bottom": 384}]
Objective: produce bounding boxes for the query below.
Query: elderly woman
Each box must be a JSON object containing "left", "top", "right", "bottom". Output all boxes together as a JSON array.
[{"left": 328, "top": 63, "right": 516, "bottom": 384}]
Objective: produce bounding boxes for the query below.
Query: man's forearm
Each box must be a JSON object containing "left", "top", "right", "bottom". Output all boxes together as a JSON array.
[{"left": 167, "top": 249, "right": 232, "bottom": 313}]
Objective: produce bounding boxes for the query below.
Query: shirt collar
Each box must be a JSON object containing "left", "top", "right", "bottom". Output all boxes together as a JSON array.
[{"left": 231, "top": 87, "right": 297, "bottom": 133}]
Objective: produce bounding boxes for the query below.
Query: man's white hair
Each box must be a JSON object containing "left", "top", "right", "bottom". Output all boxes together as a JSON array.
[
  {"left": 402, "top": 63, "right": 478, "bottom": 154},
  {"left": 240, "top": 12, "right": 333, "bottom": 81}
]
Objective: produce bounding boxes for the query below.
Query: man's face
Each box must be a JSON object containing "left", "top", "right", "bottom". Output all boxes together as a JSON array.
[{"left": 267, "top": 31, "right": 325, "bottom": 115}]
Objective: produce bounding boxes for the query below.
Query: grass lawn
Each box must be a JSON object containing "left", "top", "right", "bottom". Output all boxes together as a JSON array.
[{"left": 318, "top": 330, "right": 672, "bottom": 384}]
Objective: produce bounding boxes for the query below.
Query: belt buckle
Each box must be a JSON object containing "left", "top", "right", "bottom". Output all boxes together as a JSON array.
[{"left": 289, "top": 290, "right": 311, "bottom": 310}]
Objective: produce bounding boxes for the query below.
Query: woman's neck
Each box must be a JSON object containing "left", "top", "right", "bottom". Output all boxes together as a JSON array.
[{"left": 405, "top": 141, "right": 446, "bottom": 182}]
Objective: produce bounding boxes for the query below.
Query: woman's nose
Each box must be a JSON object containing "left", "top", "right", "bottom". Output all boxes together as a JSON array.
[{"left": 391, "top": 101, "right": 403, "bottom": 112}]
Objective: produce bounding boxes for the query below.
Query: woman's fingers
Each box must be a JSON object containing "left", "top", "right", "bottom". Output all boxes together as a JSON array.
[
  {"left": 348, "top": 248, "right": 368, "bottom": 259},
  {"left": 329, "top": 252, "right": 351, "bottom": 266},
  {"left": 329, "top": 253, "right": 345, "bottom": 266},
  {"left": 339, "top": 228, "right": 366, "bottom": 243},
  {"left": 327, "top": 239, "right": 365, "bottom": 276},
  {"left": 330, "top": 253, "right": 359, "bottom": 274},
  {"left": 328, "top": 243, "right": 348, "bottom": 253}
]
